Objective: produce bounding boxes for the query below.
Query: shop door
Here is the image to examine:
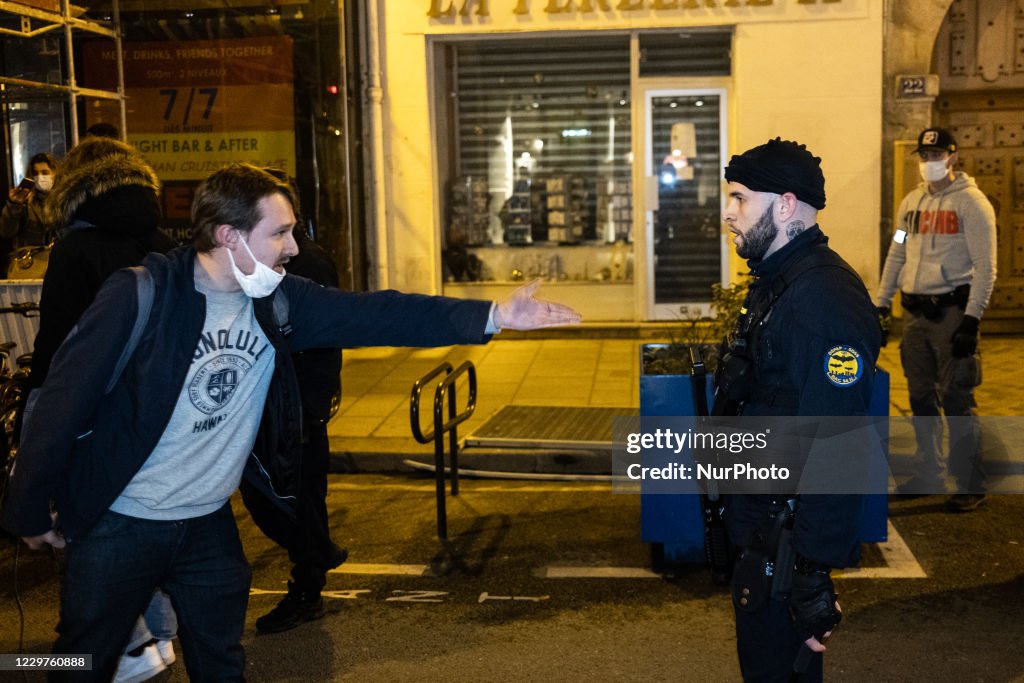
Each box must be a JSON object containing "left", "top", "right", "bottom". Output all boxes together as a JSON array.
[
  {"left": 935, "top": 93, "right": 1024, "bottom": 329},
  {"left": 641, "top": 89, "right": 726, "bottom": 320}
]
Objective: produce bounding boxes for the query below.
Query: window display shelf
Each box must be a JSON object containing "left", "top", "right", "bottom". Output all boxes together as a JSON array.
[
  {"left": 446, "top": 241, "right": 634, "bottom": 286},
  {"left": 442, "top": 280, "right": 635, "bottom": 322}
]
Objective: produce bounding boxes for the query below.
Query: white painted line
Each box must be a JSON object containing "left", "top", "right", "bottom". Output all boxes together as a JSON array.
[
  {"left": 249, "top": 588, "right": 373, "bottom": 600},
  {"left": 319, "top": 529, "right": 925, "bottom": 582},
  {"left": 834, "top": 520, "right": 927, "bottom": 580},
  {"left": 329, "top": 563, "right": 432, "bottom": 576},
  {"left": 542, "top": 566, "right": 661, "bottom": 579},
  {"left": 479, "top": 592, "right": 550, "bottom": 603}
]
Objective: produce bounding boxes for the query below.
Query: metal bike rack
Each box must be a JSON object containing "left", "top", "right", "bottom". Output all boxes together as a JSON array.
[{"left": 410, "top": 360, "right": 477, "bottom": 539}]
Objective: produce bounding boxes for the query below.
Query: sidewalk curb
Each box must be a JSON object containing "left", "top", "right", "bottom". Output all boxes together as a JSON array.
[{"left": 329, "top": 448, "right": 613, "bottom": 475}]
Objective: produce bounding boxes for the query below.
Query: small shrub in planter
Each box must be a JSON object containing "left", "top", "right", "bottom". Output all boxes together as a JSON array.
[{"left": 641, "top": 277, "right": 750, "bottom": 378}]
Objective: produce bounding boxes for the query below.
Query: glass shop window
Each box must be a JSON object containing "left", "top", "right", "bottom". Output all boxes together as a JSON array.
[{"left": 436, "top": 35, "right": 633, "bottom": 283}]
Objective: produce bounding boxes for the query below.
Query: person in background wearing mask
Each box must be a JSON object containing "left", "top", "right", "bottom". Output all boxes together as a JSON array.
[
  {"left": 1, "top": 163, "right": 581, "bottom": 680},
  {"left": 876, "top": 127, "right": 997, "bottom": 512},
  {"left": 1, "top": 152, "right": 57, "bottom": 275}
]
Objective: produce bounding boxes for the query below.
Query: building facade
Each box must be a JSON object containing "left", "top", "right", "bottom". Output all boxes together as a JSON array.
[{"left": 365, "top": 0, "right": 883, "bottom": 322}]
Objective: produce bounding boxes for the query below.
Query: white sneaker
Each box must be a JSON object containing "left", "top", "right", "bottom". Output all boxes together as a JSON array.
[
  {"left": 113, "top": 643, "right": 167, "bottom": 683},
  {"left": 155, "top": 639, "right": 176, "bottom": 666}
]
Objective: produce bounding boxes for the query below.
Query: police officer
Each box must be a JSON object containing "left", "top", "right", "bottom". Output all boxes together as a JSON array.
[
  {"left": 718, "top": 138, "right": 881, "bottom": 681},
  {"left": 876, "top": 128, "right": 996, "bottom": 512}
]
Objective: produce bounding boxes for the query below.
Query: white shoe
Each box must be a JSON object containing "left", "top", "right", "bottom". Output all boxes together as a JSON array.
[
  {"left": 113, "top": 643, "right": 167, "bottom": 683},
  {"left": 155, "top": 639, "right": 176, "bottom": 666}
]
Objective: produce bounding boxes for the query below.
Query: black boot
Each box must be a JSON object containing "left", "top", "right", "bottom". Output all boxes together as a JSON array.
[{"left": 256, "top": 583, "right": 326, "bottom": 634}]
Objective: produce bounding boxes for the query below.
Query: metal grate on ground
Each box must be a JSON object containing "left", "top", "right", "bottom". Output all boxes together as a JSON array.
[{"left": 464, "top": 405, "right": 637, "bottom": 451}]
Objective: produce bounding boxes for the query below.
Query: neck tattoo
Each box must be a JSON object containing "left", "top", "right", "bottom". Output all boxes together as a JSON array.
[{"left": 785, "top": 220, "right": 807, "bottom": 240}]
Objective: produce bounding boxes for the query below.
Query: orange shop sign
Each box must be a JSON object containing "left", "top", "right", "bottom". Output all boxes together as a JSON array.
[{"left": 82, "top": 36, "right": 295, "bottom": 181}]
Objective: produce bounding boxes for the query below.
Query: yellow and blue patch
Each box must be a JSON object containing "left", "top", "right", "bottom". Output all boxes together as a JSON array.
[{"left": 824, "top": 345, "right": 863, "bottom": 387}]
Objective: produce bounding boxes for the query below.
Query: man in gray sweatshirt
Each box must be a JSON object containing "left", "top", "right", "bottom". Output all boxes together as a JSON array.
[{"left": 876, "top": 127, "right": 997, "bottom": 511}]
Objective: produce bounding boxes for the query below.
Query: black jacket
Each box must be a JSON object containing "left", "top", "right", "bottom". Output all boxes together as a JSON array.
[
  {"left": 287, "top": 231, "right": 342, "bottom": 424},
  {"left": 31, "top": 154, "right": 178, "bottom": 388},
  {"left": 3, "top": 246, "right": 492, "bottom": 538},
  {"left": 725, "top": 226, "right": 881, "bottom": 568}
]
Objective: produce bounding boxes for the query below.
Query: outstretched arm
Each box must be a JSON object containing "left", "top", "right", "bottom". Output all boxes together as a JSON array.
[{"left": 493, "top": 280, "right": 582, "bottom": 330}]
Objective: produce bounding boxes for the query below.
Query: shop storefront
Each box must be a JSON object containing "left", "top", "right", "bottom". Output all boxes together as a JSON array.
[
  {"left": 370, "top": 0, "right": 883, "bottom": 321},
  {"left": 1, "top": 0, "right": 365, "bottom": 289}
]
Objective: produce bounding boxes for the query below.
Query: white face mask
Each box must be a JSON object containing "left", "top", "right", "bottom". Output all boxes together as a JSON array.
[
  {"left": 34, "top": 175, "right": 53, "bottom": 192},
  {"left": 918, "top": 159, "right": 949, "bottom": 183},
  {"left": 226, "top": 233, "right": 285, "bottom": 298}
]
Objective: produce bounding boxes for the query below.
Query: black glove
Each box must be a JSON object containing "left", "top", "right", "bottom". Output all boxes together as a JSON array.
[
  {"left": 790, "top": 567, "right": 841, "bottom": 642},
  {"left": 951, "top": 314, "right": 980, "bottom": 359},
  {"left": 876, "top": 306, "right": 891, "bottom": 347}
]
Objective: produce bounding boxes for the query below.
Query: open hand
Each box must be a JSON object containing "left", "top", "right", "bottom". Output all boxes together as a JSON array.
[
  {"left": 22, "top": 529, "right": 65, "bottom": 550},
  {"left": 494, "top": 280, "right": 582, "bottom": 330}
]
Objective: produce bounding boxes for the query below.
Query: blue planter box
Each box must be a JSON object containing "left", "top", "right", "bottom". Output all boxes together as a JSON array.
[{"left": 639, "top": 344, "right": 890, "bottom": 567}]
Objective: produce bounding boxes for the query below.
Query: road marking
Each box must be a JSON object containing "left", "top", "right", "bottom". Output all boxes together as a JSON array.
[
  {"left": 834, "top": 520, "right": 927, "bottom": 579},
  {"left": 386, "top": 590, "right": 448, "bottom": 603},
  {"left": 321, "top": 526, "right": 926, "bottom": 581},
  {"left": 479, "top": 592, "right": 550, "bottom": 603},
  {"left": 329, "top": 563, "right": 433, "bottom": 576},
  {"left": 250, "top": 587, "right": 371, "bottom": 599},
  {"left": 541, "top": 566, "right": 661, "bottom": 579}
]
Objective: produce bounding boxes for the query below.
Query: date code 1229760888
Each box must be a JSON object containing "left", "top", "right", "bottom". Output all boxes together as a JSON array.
[{"left": 0, "top": 654, "right": 92, "bottom": 671}]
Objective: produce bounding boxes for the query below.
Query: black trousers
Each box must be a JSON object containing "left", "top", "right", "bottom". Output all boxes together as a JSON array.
[
  {"left": 734, "top": 596, "right": 823, "bottom": 683},
  {"left": 241, "top": 422, "right": 344, "bottom": 594}
]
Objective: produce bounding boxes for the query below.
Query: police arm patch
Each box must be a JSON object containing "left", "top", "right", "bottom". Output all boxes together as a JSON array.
[{"left": 824, "top": 345, "right": 863, "bottom": 387}]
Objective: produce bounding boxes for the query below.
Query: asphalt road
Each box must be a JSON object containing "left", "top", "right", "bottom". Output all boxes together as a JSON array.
[{"left": 2, "top": 474, "right": 1023, "bottom": 682}]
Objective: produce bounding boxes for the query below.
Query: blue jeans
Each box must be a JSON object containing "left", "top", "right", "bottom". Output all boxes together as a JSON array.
[
  {"left": 53, "top": 504, "right": 251, "bottom": 682},
  {"left": 124, "top": 589, "right": 178, "bottom": 652}
]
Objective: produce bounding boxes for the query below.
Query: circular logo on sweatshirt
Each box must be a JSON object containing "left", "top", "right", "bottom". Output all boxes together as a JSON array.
[
  {"left": 189, "top": 355, "right": 252, "bottom": 414},
  {"left": 824, "top": 345, "right": 863, "bottom": 387}
]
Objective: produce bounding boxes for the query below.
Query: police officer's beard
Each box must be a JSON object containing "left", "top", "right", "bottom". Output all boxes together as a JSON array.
[{"left": 736, "top": 205, "right": 778, "bottom": 260}]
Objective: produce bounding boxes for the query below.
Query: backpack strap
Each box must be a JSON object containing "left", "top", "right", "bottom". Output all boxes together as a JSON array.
[
  {"left": 105, "top": 266, "right": 154, "bottom": 394},
  {"left": 272, "top": 288, "right": 291, "bottom": 337}
]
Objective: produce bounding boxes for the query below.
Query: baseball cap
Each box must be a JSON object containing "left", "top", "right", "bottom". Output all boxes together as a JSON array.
[{"left": 914, "top": 128, "right": 957, "bottom": 154}]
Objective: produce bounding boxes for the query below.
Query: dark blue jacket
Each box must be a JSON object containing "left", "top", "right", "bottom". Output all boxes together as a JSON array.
[
  {"left": 725, "top": 226, "right": 881, "bottom": 568},
  {"left": 3, "top": 246, "right": 491, "bottom": 538}
]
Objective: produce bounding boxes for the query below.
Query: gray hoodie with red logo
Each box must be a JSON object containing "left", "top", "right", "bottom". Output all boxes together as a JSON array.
[{"left": 876, "top": 172, "right": 997, "bottom": 319}]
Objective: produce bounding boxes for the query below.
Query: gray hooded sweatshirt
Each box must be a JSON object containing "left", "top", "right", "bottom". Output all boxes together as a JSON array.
[{"left": 876, "top": 171, "right": 997, "bottom": 319}]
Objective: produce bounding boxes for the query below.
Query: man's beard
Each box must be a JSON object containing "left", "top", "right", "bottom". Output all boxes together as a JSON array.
[{"left": 736, "top": 205, "right": 778, "bottom": 260}]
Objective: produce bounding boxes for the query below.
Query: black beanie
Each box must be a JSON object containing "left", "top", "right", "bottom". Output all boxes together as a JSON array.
[{"left": 724, "top": 137, "right": 826, "bottom": 210}]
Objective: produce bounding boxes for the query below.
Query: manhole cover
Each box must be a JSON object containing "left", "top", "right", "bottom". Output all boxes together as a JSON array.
[{"left": 465, "top": 405, "right": 637, "bottom": 450}]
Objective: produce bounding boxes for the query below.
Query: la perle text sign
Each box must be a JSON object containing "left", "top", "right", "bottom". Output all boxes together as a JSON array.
[{"left": 428, "top": 0, "right": 842, "bottom": 19}]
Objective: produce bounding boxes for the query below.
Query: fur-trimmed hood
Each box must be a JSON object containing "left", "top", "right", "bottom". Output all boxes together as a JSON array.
[{"left": 46, "top": 154, "right": 161, "bottom": 228}]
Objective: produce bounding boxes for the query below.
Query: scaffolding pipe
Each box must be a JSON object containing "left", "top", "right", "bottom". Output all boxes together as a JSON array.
[
  {"left": 111, "top": 0, "right": 126, "bottom": 140},
  {"left": 365, "top": 0, "right": 389, "bottom": 290}
]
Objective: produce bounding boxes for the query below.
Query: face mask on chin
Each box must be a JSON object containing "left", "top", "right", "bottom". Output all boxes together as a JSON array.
[
  {"left": 226, "top": 233, "right": 285, "bottom": 298},
  {"left": 34, "top": 175, "right": 53, "bottom": 192},
  {"left": 918, "top": 159, "right": 949, "bottom": 183}
]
